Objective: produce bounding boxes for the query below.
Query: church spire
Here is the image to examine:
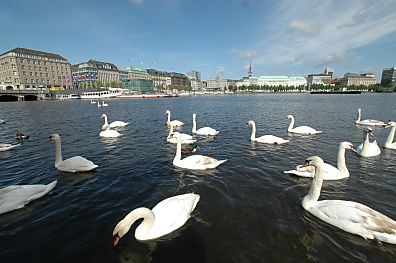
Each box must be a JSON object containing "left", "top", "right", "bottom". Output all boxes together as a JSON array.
[{"left": 248, "top": 60, "right": 252, "bottom": 77}]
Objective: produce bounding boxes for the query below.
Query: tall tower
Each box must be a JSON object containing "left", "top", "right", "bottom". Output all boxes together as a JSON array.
[{"left": 248, "top": 60, "right": 253, "bottom": 78}]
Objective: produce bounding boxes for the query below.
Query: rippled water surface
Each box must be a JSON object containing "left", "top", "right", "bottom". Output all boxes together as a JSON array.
[{"left": 1, "top": 93, "right": 396, "bottom": 263}]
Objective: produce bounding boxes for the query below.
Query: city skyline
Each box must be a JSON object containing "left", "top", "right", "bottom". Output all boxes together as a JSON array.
[{"left": 1, "top": 0, "right": 396, "bottom": 80}]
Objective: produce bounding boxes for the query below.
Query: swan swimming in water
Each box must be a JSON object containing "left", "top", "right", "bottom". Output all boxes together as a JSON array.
[
  {"left": 101, "top": 114, "right": 129, "bottom": 129},
  {"left": 49, "top": 134, "right": 98, "bottom": 172},
  {"left": 384, "top": 121, "right": 396, "bottom": 149},
  {"left": 355, "top": 108, "right": 386, "bottom": 126},
  {"left": 167, "top": 123, "right": 196, "bottom": 144},
  {"left": 99, "top": 124, "right": 122, "bottom": 138},
  {"left": 284, "top": 142, "right": 354, "bottom": 180},
  {"left": 90, "top": 100, "right": 96, "bottom": 104},
  {"left": 301, "top": 156, "right": 396, "bottom": 244},
  {"left": 287, "top": 115, "right": 322, "bottom": 135},
  {"left": 192, "top": 113, "right": 219, "bottom": 136},
  {"left": 113, "top": 193, "right": 200, "bottom": 245},
  {"left": 102, "top": 101, "right": 108, "bottom": 107},
  {"left": 173, "top": 132, "right": 226, "bottom": 170},
  {"left": 0, "top": 143, "right": 20, "bottom": 152},
  {"left": 165, "top": 110, "right": 184, "bottom": 127},
  {"left": 356, "top": 128, "right": 381, "bottom": 157},
  {"left": 247, "top": 120, "right": 288, "bottom": 144},
  {"left": 0, "top": 180, "right": 57, "bottom": 215}
]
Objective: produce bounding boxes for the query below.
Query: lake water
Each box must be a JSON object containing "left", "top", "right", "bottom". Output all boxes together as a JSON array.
[{"left": 0, "top": 93, "right": 396, "bottom": 263}]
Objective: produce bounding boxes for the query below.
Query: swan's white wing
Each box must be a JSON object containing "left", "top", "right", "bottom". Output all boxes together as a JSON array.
[
  {"left": 57, "top": 156, "right": 98, "bottom": 172},
  {"left": 0, "top": 180, "right": 57, "bottom": 214},
  {"left": 150, "top": 193, "right": 200, "bottom": 236},
  {"left": 110, "top": 121, "right": 129, "bottom": 128},
  {"left": 285, "top": 163, "right": 341, "bottom": 180},
  {"left": 256, "top": 135, "right": 289, "bottom": 144},
  {"left": 169, "top": 120, "right": 184, "bottom": 126},
  {"left": 291, "top": 126, "right": 321, "bottom": 134},
  {"left": 310, "top": 200, "right": 396, "bottom": 243},
  {"left": 358, "top": 119, "right": 386, "bottom": 126},
  {"left": 99, "top": 129, "right": 121, "bottom": 138},
  {"left": 177, "top": 155, "right": 226, "bottom": 170},
  {"left": 196, "top": 127, "right": 219, "bottom": 136},
  {"left": 180, "top": 133, "right": 194, "bottom": 140},
  {"left": 0, "top": 143, "right": 20, "bottom": 151}
]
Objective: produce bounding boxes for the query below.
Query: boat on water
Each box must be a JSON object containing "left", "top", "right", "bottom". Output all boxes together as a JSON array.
[
  {"left": 118, "top": 93, "right": 179, "bottom": 99},
  {"left": 80, "top": 88, "right": 124, "bottom": 99}
]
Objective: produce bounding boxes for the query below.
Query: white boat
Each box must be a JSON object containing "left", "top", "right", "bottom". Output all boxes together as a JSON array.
[{"left": 80, "top": 88, "right": 123, "bottom": 99}]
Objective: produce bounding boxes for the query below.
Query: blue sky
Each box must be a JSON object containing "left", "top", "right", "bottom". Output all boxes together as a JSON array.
[{"left": 1, "top": 0, "right": 396, "bottom": 81}]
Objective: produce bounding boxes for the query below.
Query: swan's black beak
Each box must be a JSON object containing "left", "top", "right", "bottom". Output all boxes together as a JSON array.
[
  {"left": 350, "top": 145, "right": 357, "bottom": 153},
  {"left": 48, "top": 136, "right": 52, "bottom": 141}
]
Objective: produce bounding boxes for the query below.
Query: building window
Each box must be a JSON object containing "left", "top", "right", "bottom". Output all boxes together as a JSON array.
[
  {"left": 13, "top": 71, "right": 18, "bottom": 76},
  {"left": 23, "top": 71, "right": 26, "bottom": 76},
  {"left": 31, "top": 79, "right": 35, "bottom": 83}
]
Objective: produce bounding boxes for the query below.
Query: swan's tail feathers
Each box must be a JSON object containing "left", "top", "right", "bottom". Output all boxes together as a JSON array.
[
  {"left": 213, "top": 159, "right": 227, "bottom": 168},
  {"left": 214, "top": 131, "right": 220, "bottom": 135},
  {"left": 315, "top": 130, "right": 323, "bottom": 134},
  {"left": 46, "top": 180, "right": 57, "bottom": 193}
]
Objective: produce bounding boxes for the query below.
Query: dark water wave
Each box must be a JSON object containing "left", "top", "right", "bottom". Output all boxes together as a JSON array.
[{"left": 1, "top": 93, "right": 396, "bottom": 262}]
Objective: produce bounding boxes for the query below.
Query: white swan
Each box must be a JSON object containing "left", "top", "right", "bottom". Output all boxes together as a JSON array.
[
  {"left": 384, "top": 121, "right": 396, "bottom": 149},
  {"left": 90, "top": 100, "right": 96, "bottom": 104},
  {"left": 102, "top": 101, "right": 108, "bottom": 107},
  {"left": 49, "top": 134, "right": 98, "bottom": 172},
  {"left": 0, "top": 180, "right": 57, "bottom": 215},
  {"left": 167, "top": 123, "right": 196, "bottom": 144},
  {"left": 97, "top": 101, "right": 102, "bottom": 107},
  {"left": 101, "top": 114, "right": 129, "bottom": 129},
  {"left": 99, "top": 124, "right": 122, "bottom": 138},
  {"left": 287, "top": 115, "right": 322, "bottom": 135},
  {"left": 355, "top": 108, "right": 386, "bottom": 126},
  {"left": 192, "top": 113, "right": 219, "bottom": 136},
  {"left": 284, "top": 142, "right": 354, "bottom": 180},
  {"left": 301, "top": 156, "right": 396, "bottom": 244},
  {"left": 113, "top": 193, "right": 200, "bottom": 245},
  {"left": 173, "top": 132, "right": 226, "bottom": 170},
  {"left": 0, "top": 119, "right": 5, "bottom": 124},
  {"left": 165, "top": 110, "right": 184, "bottom": 127},
  {"left": 356, "top": 128, "right": 381, "bottom": 157},
  {"left": 247, "top": 120, "right": 288, "bottom": 144},
  {"left": 0, "top": 143, "right": 20, "bottom": 152}
]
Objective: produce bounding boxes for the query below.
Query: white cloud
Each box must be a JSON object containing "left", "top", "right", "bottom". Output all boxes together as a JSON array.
[
  {"left": 255, "top": 0, "right": 396, "bottom": 69},
  {"left": 230, "top": 48, "right": 257, "bottom": 59}
]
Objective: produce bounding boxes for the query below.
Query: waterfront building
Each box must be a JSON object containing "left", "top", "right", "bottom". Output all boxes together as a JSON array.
[
  {"left": 307, "top": 73, "right": 332, "bottom": 87},
  {"left": 381, "top": 67, "right": 396, "bottom": 86},
  {"left": 186, "top": 70, "right": 201, "bottom": 81},
  {"left": 124, "top": 66, "right": 151, "bottom": 80},
  {"left": 339, "top": 72, "right": 376, "bottom": 86},
  {"left": 147, "top": 69, "right": 172, "bottom": 90},
  {"left": 190, "top": 79, "right": 205, "bottom": 91},
  {"left": 169, "top": 72, "right": 190, "bottom": 87},
  {"left": 72, "top": 60, "right": 119, "bottom": 88},
  {"left": 236, "top": 77, "right": 258, "bottom": 88},
  {"left": 0, "top": 47, "right": 72, "bottom": 90},
  {"left": 206, "top": 79, "right": 229, "bottom": 92},
  {"left": 122, "top": 79, "right": 154, "bottom": 93}
]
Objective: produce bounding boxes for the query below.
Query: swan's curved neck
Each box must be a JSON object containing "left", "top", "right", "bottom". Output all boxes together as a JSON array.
[
  {"left": 192, "top": 116, "right": 197, "bottom": 133},
  {"left": 174, "top": 135, "right": 182, "bottom": 162},
  {"left": 121, "top": 207, "right": 155, "bottom": 240},
  {"left": 385, "top": 126, "right": 395, "bottom": 145},
  {"left": 302, "top": 164, "right": 324, "bottom": 209},
  {"left": 53, "top": 139, "right": 63, "bottom": 164},
  {"left": 364, "top": 130, "right": 370, "bottom": 144},
  {"left": 250, "top": 123, "right": 256, "bottom": 140},
  {"left": 287, "top": 117, "right": 294, "bottom": 132},
  {"left": 103, "top": 115, "right": 109, "bottom": 125},
  {"left": 166, "top": 112, "right": 171, "bottom": 123},
  {"left": 356, "top": 109, "right": 361, "bottom": 122},
  {"left": 337, "top": 145, "right": 348, "bottom": 175}
]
